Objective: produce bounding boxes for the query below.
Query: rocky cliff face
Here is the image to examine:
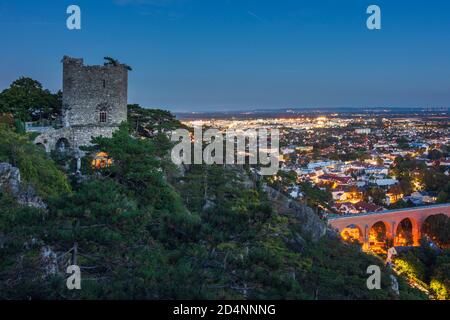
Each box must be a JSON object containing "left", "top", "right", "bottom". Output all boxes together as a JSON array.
[
  {"left": 0, "top": 163, "right": 21, "bottom": 195},
  {"left": 263, "top": 185, "right": 328, "bottom": 242},
  {"left": 0, "top": 163, "right": 46, "bottom": 209}
]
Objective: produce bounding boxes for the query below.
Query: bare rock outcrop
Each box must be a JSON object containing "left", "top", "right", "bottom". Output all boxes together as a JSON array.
[
  {"left": 0, "top": 162, "right": 21, "bottom": 195},
  {"left": 0, "top": 163, "right": 47, "bottom": 209},
  {"left": 263, "top": 185, "right": 327, "bottom": 242}
]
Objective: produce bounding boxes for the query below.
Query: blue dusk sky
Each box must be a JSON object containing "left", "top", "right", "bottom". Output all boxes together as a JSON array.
[{"left": 0, "top": 0, "right": 450, "bottom": 112}]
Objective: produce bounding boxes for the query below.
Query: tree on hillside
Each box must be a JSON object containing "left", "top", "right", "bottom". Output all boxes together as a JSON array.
[
  {"left": 422, "top": 214, "right": 450, "bottom": 247},
  {"left": 422, "top": 169, "right": 449, "bottom": 192},
  {"left": 0, "top": 77, "right": 61, "bottom": 121},
  {"left": 428, "top": 149, "right": 443, "bottom": 161},
  {"left": 104, "top": 56, "right": 132, "bottom": 71},
  {"left": 128, "top": 104, "right": 185, "bottom": 138},
  {"left": 86, "top": 123, "right": 201, "bottom": 244},
  {"left": 127, "top": 104, "right": 186, "bottom": 175},
  {"left": 364, "top": 187, "right": 386, "bottom": 206}
]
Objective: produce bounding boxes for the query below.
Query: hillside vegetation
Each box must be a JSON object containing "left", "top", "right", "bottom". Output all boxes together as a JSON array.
[{"left": 0, "top": 103, "right": 426, "bottom": 300}]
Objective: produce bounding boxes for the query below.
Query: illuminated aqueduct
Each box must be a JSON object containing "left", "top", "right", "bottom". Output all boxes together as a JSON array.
[{"left": 328, "top": 204, "right": 450, "bottom": 250}]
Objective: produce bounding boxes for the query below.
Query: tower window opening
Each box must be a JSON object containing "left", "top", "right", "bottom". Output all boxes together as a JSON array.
[
  {"left": 102, "top": 79, "right": 106, "bottom": 88},
  {"left": 100, "top": 111, "right": 107, "bottom": 123}
]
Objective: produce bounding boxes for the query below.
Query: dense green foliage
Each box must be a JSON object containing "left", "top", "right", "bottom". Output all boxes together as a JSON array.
[
  {"left": 392, "top": 155, "right": 450, "bottom": 201},
  {"left": 299, "top": 181, "right": 333, "bottom": 211},
  {"left": 173, "top": 163, "right": 420, "bottom": 299},
  {"left": 365, "top": 187, "right": 387, "bottom": 206},
  {"left": 0, "top": 111, "right": 427, "bottom": 300},
  {"left": 394, "top": 243, "right": 450, "bottom": 300},
  {"left": 422, "top": 214, "right": 450, "bottom": 248},
  {"left": 0, "top": 77, "right": 61, "bottom": 121},
  {"left": 0, "top": 125, "right": 70, "bottom": 199},
  {"left": 128, "top": 104, "right": 186, "bottom": 138}
]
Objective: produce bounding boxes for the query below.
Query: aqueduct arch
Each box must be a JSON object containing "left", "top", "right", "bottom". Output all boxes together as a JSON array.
[
  {"left": 395, "top": 218, "right": 417, "bottom": 246},
  {"left": 369, "top": 221, "right": 392, "bottom": 249},
  {"left": 340, "top": 224, "right": 364, "bottom": 243},
  {"left": 328, "top": 204, "right": 450, "bottom": 250}
]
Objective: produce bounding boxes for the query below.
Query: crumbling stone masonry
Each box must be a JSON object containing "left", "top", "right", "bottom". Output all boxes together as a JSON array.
[{"left": 34, "top": 56, "right": 128, "bottom": 152}]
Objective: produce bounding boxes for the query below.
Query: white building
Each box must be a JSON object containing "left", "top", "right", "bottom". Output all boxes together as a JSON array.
[{"left": 355, "top": 128, "right": 371, "bottom": 134}]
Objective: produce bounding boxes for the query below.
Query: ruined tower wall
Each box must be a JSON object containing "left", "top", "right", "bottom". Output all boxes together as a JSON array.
[
  {"left": 62, "top": 56, "right": 128, "bottom": 128},
  {"left": 34, "top": 56, "right": 129, "bottom": 152}
]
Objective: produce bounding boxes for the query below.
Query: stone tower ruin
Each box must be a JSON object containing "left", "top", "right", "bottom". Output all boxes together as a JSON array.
[{"left": 34, "top": 56, "right": 129, "bottom": 152}]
